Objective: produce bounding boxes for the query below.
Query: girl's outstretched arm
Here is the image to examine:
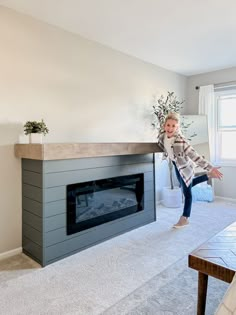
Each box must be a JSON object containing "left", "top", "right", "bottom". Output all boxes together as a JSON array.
[
  {"left": 208, "top": 167, "right": 223, "bottom": 180},
  {"left": 182, "top": 137, "right": 223, "bottom": 179}
]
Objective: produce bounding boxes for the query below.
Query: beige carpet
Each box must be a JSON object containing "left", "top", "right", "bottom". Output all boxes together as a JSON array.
[
  {"left": 103, "top": 256, "right": 229, "bottom": 315},
  {"left": 0, "top": 198, "right": 236, "bottom": 315}
]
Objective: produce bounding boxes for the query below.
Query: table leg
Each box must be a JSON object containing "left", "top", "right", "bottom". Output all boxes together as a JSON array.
[{"left": 197, "top": 272, "right": 208, "bottom": 315}]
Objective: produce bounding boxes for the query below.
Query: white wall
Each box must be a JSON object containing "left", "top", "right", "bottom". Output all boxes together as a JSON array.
[
  {"left": 0, "top": 6, "right": 187, "bottom": 255},
  {"left": 186, "top": 67, "right": 236, "bottom": 114},
  {"left": 186, "top": 67, "right": 236, "bottom": 199}
]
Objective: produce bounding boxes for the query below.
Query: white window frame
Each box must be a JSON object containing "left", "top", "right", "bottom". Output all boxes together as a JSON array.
[{"left": 214, "top": 88, "right": 236, "bottom": 166}]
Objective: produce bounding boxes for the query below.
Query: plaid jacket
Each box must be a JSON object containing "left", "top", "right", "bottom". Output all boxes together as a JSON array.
[{"left": 158, "top": 131, "right": 213, "bottom": 187}]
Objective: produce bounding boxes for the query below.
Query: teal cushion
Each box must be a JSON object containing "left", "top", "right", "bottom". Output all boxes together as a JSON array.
[{"left": 192, "top": 185, "right": 213, "bottom": 202}]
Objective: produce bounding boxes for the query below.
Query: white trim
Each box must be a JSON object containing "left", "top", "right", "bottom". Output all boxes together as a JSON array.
[
  {"left": 215, "top": 196, "right": 236, "bottom": 204},
  {"left": 215, "top": 85, "right": 236, "bottom": 93},
  {"left": 0, "top": 247, "right": 22, "bottom": 261},
  {"left": 214, "top": 90, "right": 236, "bottom": 163},
  {"left": 214, "top": 161, "right": 236, "bottom": 167},
  {"left": 214, "top": 80, "right": 236, "bottom": 87}
]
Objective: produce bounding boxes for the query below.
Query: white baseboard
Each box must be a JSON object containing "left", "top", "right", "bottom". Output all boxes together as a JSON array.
[
  {"left": 158, "top": 196, "right": 236, "bottom": 205},
  {"left": 0, "top": 247, "right": 22, "bottom": 261},
  {"left": 215, "top": 196, "right": 236, "bottom": 204}
]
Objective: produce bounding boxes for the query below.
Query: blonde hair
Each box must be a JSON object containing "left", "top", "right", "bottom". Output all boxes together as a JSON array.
[{"left": 164, "top": 112, "right": 180, "bottom": 124}]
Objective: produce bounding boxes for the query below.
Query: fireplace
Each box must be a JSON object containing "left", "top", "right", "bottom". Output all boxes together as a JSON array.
[
  {"left": 67, "top": 173, "right": 144, "bottom": 235},
  {"left": 18, "top": 148, "right": 157, "bottom": 266}
]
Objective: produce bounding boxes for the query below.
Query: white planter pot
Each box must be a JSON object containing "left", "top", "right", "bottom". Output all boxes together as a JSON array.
[
  {"left": 162, "top": 186, "right": 182, "bottom": 208},
  {"left": 29, "top": 133, "right": 43, "bottom": 144}
]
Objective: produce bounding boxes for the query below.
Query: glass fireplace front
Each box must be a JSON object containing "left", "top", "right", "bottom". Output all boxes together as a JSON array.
[{"left": 67, "top": 173, "right": 144, "bottom": 235}]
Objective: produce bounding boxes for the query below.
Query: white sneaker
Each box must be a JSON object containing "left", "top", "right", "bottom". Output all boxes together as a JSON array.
[{"left": 173, "top": 216, "right": 189, "bottom": 229}]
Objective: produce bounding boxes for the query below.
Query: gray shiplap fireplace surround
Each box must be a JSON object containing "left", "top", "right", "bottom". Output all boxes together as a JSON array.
[{"left": 15, "top": 143, "right": 161, "bottom": 266}]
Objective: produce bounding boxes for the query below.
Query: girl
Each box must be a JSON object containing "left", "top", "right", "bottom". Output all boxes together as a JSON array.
[{"left": 158, "top": 112, "right": 223, "bottom": 228}]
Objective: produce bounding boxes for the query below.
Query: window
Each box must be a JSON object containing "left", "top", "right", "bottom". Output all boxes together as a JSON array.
[{"left": 215, "top": 89, "right": 236, "bottom": 165}]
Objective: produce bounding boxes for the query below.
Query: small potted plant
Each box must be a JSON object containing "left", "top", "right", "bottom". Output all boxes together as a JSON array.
[{"left": 23, "top": 119, "right": 49, "bottom": 143}]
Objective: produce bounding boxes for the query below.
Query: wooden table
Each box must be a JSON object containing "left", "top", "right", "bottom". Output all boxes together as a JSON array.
[{"left": 188, "top": 221, "right": 236, "bottom": 315}]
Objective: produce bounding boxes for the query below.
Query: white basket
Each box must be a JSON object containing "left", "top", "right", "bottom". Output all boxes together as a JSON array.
[{"left": 162, "top": 187, "right": 182, "bottom": 208}]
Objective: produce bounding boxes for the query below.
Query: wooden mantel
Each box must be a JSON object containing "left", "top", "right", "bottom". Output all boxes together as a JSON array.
[{"left": 14, "top": 143, "right": 162, "bottom": 160}]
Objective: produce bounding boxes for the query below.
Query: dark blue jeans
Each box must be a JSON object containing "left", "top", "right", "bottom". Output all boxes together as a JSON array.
[{"left": 173, "top": 162, "right": 208, "bottom": 218}]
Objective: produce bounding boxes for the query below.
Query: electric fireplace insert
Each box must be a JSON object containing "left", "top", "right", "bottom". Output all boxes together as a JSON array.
[{"left": 67, "top": 173, "right": 144, "bottom": 235}]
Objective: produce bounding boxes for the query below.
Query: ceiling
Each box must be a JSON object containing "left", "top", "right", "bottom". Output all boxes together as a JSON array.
[{"left": 1, "top": 0, "right": 236, "bottom": 76}]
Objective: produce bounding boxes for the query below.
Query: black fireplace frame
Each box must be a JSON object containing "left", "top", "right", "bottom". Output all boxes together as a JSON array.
[{"left": 67, "top": 173, "right": 144, "bottom": 235}]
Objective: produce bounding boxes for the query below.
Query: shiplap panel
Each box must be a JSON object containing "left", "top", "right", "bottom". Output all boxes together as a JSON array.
[
  {"left": 23, "top": 224, "right": 42, "bottom": 246},
  {"left": 44, "top": 200, "right": 65, "bottom": 217},
  {"left": 44, "top": 154, "right": 154, "bottom": 173},
  {"left": 23, "top": 211, "right": 42, "bottom": 232},
  {"left": 44, "top": 186, "right": 65, "bottom": 202},
  {"left": 45, "top": 202, "right": 155, "bottom": 247},
  {"left": 23, "top": 197, "right": 42, "bottom": 217},
  {"left": 22, "top": 159, "right": 43, "bottom": 173},
  {"left": 44, "top": 213, "right": 65, "bottom": 232},
  {"left": 45, "top": 210, "right": 155, "bottom": 262},
  {"left": 44, "top": 164, "right": 153, "bottom": 188},
  {"left": 43, "top": 196, "right": 154, "bottom": 235},
  {"left": 21, "top": 154, "right": 156, "bottom": 266},
  {"left": 23, "top": 184, "right": 42, "bottom": 202},
  {"left": 23, "top": 170, "right": 42, "bottom": 188},
  {"left": 22, "top": 236, "right": 43, "bottom": 263}
]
